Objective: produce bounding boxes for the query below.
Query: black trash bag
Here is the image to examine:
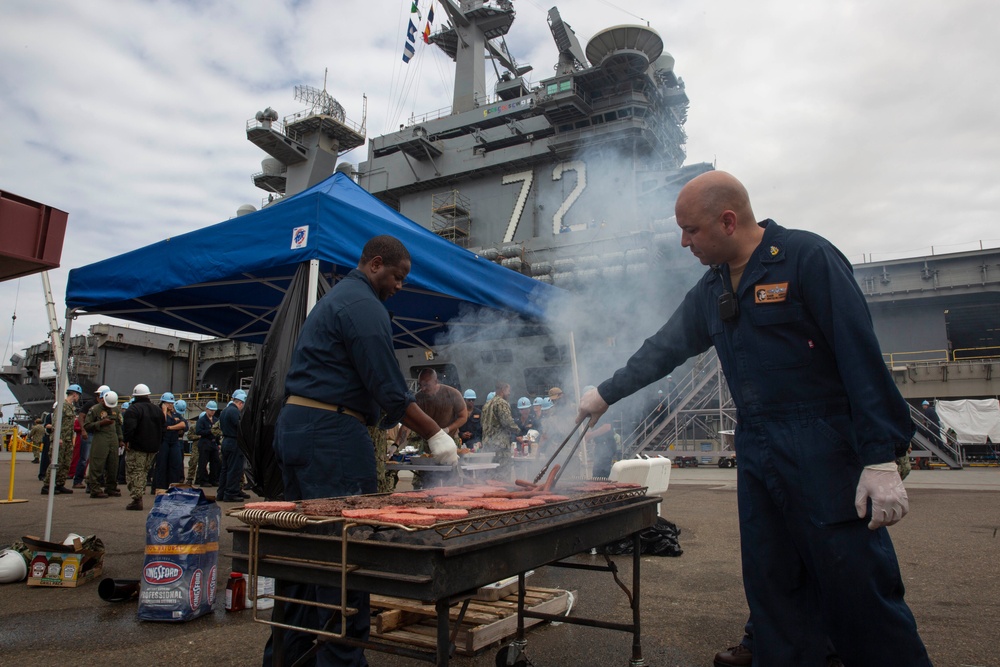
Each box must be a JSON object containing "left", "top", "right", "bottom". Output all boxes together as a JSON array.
[
  {"left": 598, "top": 517, "right": 683, "bottom": 557},
  {"left": 238, "top": 262, "right": 327, "bottom": 500}
]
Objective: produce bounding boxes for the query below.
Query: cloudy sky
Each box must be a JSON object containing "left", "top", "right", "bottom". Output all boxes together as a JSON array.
[{"left": 2, "top": 0, "right": 999, "bottom": 413}]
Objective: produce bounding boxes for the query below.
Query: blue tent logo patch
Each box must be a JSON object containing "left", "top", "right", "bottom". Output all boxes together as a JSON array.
[{"left": 292, "top": 226, "right": 309, "bottom": 249}]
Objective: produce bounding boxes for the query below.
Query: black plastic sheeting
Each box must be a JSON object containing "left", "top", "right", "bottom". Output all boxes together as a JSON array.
[
  {"left": 598, "top": 517, "right": 683, "bottom": 557},
  {"left": 238, "top": 263, "right": 327, "bottom": 500}
]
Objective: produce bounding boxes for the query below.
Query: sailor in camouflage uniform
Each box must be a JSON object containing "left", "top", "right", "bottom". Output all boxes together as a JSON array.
[
  {"left": 42, "top": 384, "right": 83, "bottom": 494},
  {"left": 480, "top": 383, "right": 522, "bottom": 481},
  {"left": 28, "top": 418, "right": 45, "bottom": 463}
]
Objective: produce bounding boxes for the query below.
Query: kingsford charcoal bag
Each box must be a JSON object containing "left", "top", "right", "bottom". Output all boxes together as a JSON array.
[{"left": 138, "top": 487, "right": 221, "bottom": 621}]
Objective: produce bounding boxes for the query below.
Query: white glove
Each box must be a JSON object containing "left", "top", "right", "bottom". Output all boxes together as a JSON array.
[
  {"left": 855, "top": 462, "right": 908, "bottom": 530},
  {"left": 427, "top": 429, "right": 459, "bottom": 465}
]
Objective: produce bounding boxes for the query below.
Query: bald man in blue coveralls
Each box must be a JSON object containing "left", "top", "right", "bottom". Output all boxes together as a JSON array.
[{"left": 578, "top": 171, "right": 931, "bottom": 667}]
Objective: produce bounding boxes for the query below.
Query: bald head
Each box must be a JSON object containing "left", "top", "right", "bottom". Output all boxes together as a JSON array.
[
  {"left": 676, "top": 171, "right": 754, "bottom": 226},
  {"left": 675, "top": 171, "right": 762, "bottom": 267}
]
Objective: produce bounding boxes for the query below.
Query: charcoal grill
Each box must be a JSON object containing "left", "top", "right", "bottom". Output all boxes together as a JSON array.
[{"left": 227, "top": 487, "right": 660, "bottom": 666}]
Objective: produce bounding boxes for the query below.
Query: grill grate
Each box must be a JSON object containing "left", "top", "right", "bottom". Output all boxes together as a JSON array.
[{"left": 227, "top": 487, "right": 649, "bottom": 541}]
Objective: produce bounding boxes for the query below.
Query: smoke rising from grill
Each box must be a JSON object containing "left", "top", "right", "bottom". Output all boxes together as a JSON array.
[{"left": 423, "top": 142, "right": 710, "bottom": 442}]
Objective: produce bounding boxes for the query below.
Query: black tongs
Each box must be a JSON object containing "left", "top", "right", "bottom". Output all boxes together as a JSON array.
[{"left": 532, "top": 419, "right": 591, "bottom": 486}]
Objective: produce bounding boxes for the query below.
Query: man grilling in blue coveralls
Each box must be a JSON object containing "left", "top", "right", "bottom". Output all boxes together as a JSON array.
[
  {"left": 263, "top": 235, "right": 457, "bottom": 667},
  {"left": 577, "top": 171, "right": 932, "bottom": 667}
]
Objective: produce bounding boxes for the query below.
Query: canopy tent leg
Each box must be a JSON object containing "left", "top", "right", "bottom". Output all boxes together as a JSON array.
[
  {"left": 568, "top": 330, "right": 588, "bottom": 473},
  {"left": 306, "top": 259, "right": 320, "bottom": 316},
  {"left": 43, "top": 306, "right": 76, "bottom": 542}
]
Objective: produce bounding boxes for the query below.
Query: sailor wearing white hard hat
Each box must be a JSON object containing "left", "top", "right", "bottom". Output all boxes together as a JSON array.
[
  {"left": 122, "top": 384, "right": 165, "bottom": 511},
  {"left": 84, "top": 389, "right": 124, "bottom": 500}
]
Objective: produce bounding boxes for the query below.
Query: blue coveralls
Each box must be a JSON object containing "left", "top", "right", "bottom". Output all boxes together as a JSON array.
[
  {"left": 263, "top": 269, "right": 414, "bottom": 667},
  {"left": 599, "top": 220, "right": 931, "bottom": 667},
  {"left": 217, "top": 401, "right": 244, "bottom": 501},
  {"left": 153, "top": 410, "right": 185, "bottom": 490}
]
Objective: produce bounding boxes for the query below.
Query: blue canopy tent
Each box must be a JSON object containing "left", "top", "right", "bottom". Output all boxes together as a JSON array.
[
  {"left": 35, "top": 172, "right": 565, "bottom": 515},
  {"left": 65, "top": 172, "right": 560, "bottom": 347}
]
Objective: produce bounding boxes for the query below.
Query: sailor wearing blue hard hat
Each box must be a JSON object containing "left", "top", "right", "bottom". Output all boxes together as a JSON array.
[
  {"left": 154, "top": 390, "right": 187, "bottom": 493},
  {"left": 195, "top": 400, "right": 221, "bottom": 487},
  {"left": 42, "top": 381, "right": 86, "bottom": 495},
  {"left": 217, "top": 389, "right": 250, "bottom": 502},
  {"left": 515, "top": 397, "right": 536, "bottom": 436},
  {"left": 459, "top": 389, "right": 483, "bottom": 447}
]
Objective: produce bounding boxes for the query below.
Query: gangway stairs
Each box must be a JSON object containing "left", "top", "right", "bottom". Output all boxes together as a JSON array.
[
  {"left": 908, "top": 404, "right": 962, "bottom": 469},
  {"left": 620, "top": 348, "right": 736, "bottom": 462}
]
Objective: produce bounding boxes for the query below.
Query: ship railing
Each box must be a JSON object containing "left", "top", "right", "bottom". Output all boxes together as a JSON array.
[
  {"left": 952, "top": 345, "right": 1000, "bottom": 360},
  {"left": 882, "top": 349, "right": 950, "bottom": 366},
  {"left": 404, "top": 92, "right": 515, "bottom": 127},
  {"left": 882, "top": 346, "right": 1000, "bottom": 365},
  {"left": 246, "top": 116, "right": 288, "bottom": 135},
  {"left": 283, "top": 107, "right": 364, "bottom": 135}
]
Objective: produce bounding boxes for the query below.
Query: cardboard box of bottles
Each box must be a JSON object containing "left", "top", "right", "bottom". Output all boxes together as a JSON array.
[{"left": 22, "top": 535, "right": 104, "bottom": 588}]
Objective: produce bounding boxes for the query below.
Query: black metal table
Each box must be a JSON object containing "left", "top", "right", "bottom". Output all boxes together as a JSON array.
[{"left": 228, "top": 490, "right": 659, "bottom": 666}]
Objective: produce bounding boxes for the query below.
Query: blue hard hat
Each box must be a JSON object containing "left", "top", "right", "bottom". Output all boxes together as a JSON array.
[
  {"left": 206, "top": 400, "right": 218, "bottom": 410},
  {"left": 160, "top": 392, "right": 176, "bottom": 404},
  {"left": 232, "top": 389, "right": 248, "bottom": 402},
  {"left": 121, "top": 400, "right": 131, "bottom": 411},
  {"left": 174, "top": 400, "right": 187, "bottom": 414},
  {"left": 67, "top": 384, "right": 83, "bottom": 395},
  {"left": 921, "top": 400, "right": 930, "bottom": 406},
  {"left": 540, "top": 397, "right": 554, "bottom": 410},
  {"left": 517, "top": 397, "right": 531, "bottom": 409},
  {"left": 463, "top": 389, "right": 477, "bottom": 400},
  {"left": 533, "top": 397, "right": 544, "bottom": 406},
  {"left": 486, "top": 392, "right": 496, "bottom": 402}
]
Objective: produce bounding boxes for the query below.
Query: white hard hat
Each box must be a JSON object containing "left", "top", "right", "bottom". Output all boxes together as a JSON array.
[
  {"left": 132, "top": 383, "right": 151, "bottom": 397},
  {"left": 96, "top": 384, "right": 111, "bottom": 396},
  {"left": 103, "top": 391, "right": 119, "bottom": 408},
  {"left": 0, "top": 549, "right": 28, "bottom": 584}
]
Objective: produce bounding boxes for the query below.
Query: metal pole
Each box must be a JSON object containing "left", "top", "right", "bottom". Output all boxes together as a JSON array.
[
  {"left": 306, "top": 259, "right": 320, "bottom": 316},
  {"left": 568, "top": 331, "right": 588, "bottom": 472},
  {"left": 44, "top": 307, "right": 75, "bottom": 542}
]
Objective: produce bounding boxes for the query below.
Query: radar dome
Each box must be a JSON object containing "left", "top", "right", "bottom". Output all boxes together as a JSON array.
[
  {"left": 653, "top": 52, "right": 675, "bottom": 73},
  {"left": 236, "top": 204, "right": 257, "bottom": 217},
  {"left": 335, "top": 162, "right": 355, "bottom": 176},
  {"left": 261, "top": 158, "right": 283, "bottom": 175},
  {"left": 586, "top": 25, "right": 663, "bottom": 81}
]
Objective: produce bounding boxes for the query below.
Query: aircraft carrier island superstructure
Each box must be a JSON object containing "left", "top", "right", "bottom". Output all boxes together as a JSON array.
[{"left": 246, "top": 2, "right": 712, "bottom": 287}]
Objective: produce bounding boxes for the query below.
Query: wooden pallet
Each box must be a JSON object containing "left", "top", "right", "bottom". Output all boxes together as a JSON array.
[{"left": 370, "top": 586, "right": 572, "bottom": 656}]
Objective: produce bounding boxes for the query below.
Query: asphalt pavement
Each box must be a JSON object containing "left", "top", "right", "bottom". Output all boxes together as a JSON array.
[{"left": 1, "top": 455, "right": 997, "bottom": 667}]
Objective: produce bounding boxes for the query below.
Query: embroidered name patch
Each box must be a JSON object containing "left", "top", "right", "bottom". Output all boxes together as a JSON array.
[{"left": 754, "top": 282, "right": 789, "bottom": 303}]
